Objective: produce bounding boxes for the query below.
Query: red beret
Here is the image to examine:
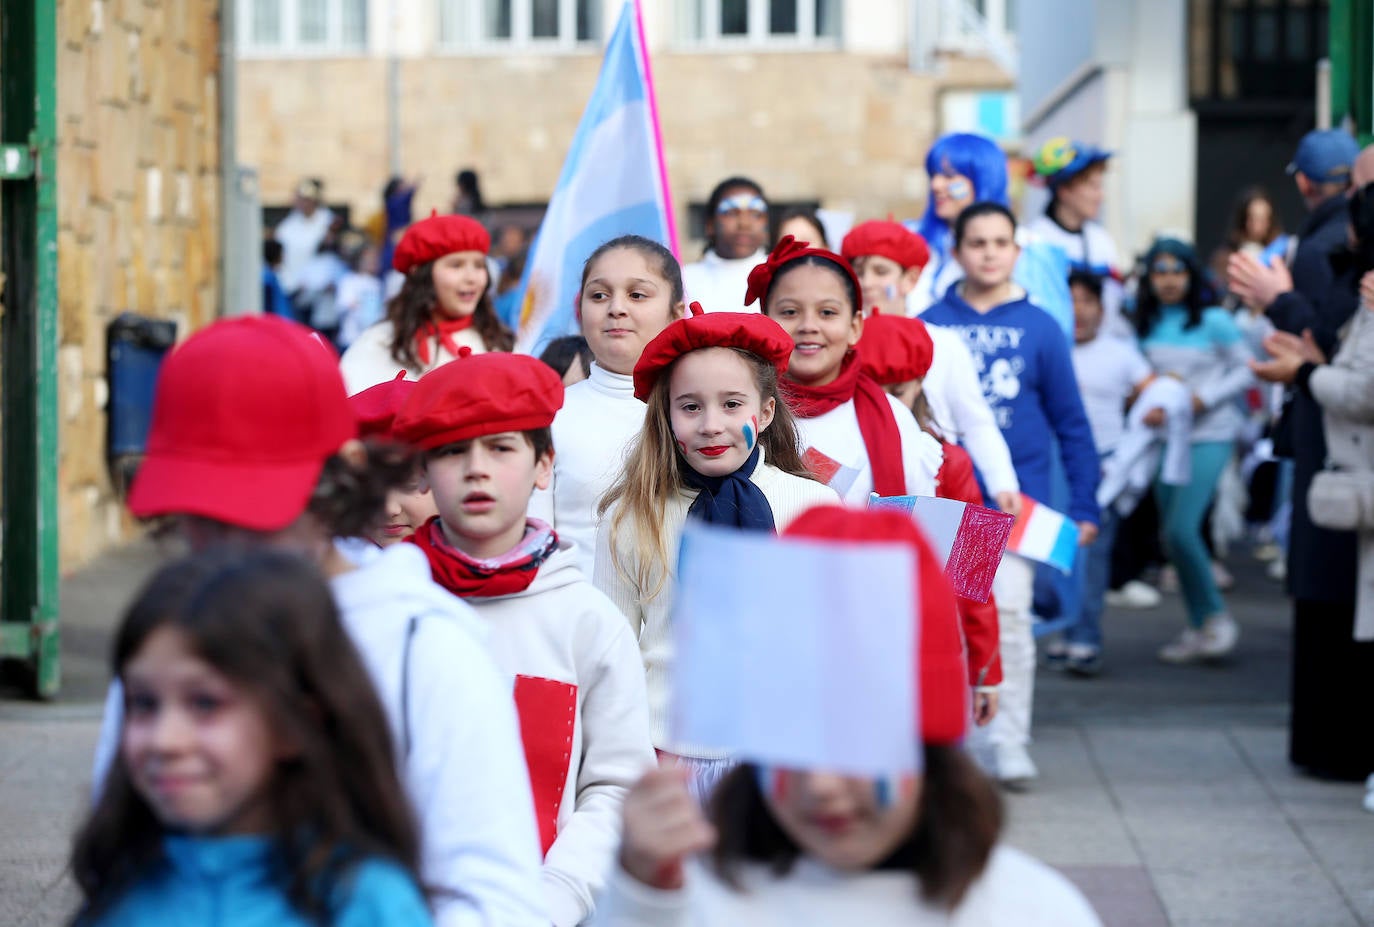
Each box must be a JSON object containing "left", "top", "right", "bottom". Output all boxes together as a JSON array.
[
  {"left": 840, "top": 220, "right": 931, "bottom": 272},
  {"left": 744, "top": 236, "right": 863, "bottom": 312},
  {"left": 392, "top": 213, "right": 491, "bottom": 274},
  {"left": 392, "top": 350, "right": 564, "bottom": 451},
  {"left": 782, "top": 505, "right": 969, "bottom": 745},
  {"left": 633, "top": 303, "right": 793, "bottom": 402},
  {"left": 349, "top": 370, "right": 414, "bottom": 440},
  {"left": 858, "top": 309, "right": 935, "bottom": 385}
]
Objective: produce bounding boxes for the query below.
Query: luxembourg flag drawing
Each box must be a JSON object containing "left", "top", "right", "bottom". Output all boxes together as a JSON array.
[
  {"left": 868, "top": 495, "right": 1013, "bottom": 603},
  {"left": 1007, "top": 494, "right": 1080, "bottom": 574},
  {"left": 514, "top": 0, "right": 678, "bottom": 354}
]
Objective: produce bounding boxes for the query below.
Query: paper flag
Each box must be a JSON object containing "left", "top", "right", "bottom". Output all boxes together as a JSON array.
[
  {"left": 671, "top": 522, "right": 919, "bottom": 777},
  {"left": 868, "top": 495, "right": 1013, "bottom": 602},
  {"left": 803, "top": 446, "right": 861, "bottom": 498},
  {"left": 1007, "top": 494, "right": 1080, "bottom": 574}
]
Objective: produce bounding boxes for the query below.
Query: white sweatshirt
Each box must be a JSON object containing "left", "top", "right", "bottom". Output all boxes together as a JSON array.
[
  {"left": 794, "top": 395, "right": 942, "bottom": 504},
  {"left": 591, "top": 846, "right": 1101, "bottom": 927},
  {"left": 528, "top": 364, "right": 645, "bottom": 579},
  {"left": 920, "top": 324, "right": 1019, "bottom": 496},
  {"left": 681, "top": 249, "right": 767, "bottom": 314},
  {"left": 92, "top": 543, "right": 547, "bottom": 927},
  {"left": 339, "top": 320, "right": 489, "bottom": 395},
  {"left": 594, "top": 458, "right": 839, "bottom": 751},
  {"left": 464, "top": 544, "right": 656, "bottom": 927}
]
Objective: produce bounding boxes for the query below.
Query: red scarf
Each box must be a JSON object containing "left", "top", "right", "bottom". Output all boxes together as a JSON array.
[
  {"left": 414, "top": 315, "right": 474, "bottom": 366},
  {"left": 406, "top": 517, "right": 558, "bottom": 599},
  {"left": 785, "top": 352, "right": 907, "bottom": 497}
]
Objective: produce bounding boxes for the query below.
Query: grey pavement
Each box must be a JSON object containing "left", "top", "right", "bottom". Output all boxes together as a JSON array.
[{"left": 2, "top": 539, "right": 1373, "bottom": 926}]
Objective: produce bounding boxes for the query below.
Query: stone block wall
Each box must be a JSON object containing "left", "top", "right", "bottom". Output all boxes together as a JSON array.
[
  {"left": 55, "top": 0, "right": 220, "bottom": 570},
  {"left": 237, "top": 49, "right": 1010, "bottom": 244}
]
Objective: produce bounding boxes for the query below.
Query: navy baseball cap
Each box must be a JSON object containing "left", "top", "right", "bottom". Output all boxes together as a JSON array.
[{"left": 1287, "top": 130, "right": 1359, "bottom": 181}]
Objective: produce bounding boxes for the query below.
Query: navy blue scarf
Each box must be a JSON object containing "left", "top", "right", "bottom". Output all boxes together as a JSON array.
[{"left": 682, "top": 446, "right": 776, "bottom": 532}]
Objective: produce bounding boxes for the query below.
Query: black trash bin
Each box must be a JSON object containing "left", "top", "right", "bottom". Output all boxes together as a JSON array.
[{"left": 107, "top": 313, "right": 177, "bottom": 493}]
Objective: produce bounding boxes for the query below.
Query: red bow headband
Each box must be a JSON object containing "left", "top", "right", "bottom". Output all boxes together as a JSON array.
[{"left": 744, "top": 235, "right": 865, "bottom": 313}]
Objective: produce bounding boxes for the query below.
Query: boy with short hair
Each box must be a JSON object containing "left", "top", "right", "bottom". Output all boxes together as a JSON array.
[
  {"left": 840, "top": 219, "right": 1020, "bottom": 513},
  {"left": 1045, "top": 272, "right": 1155, "bottom": 675},
  {"left": 393, "top": 352, "right": 655, "bottom": 927},
  {"left": 922, "top": 203, "right": 1100, "bottom": 787}
]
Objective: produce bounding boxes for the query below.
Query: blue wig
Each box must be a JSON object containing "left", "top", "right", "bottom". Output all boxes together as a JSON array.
[{"left": 916, "top": 133, "right": 1010, "bottom": 260}]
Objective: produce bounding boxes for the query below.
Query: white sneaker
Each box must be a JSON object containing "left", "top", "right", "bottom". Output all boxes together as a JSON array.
[
  {"left": 1198, "top": 613, "right": 1239, "bottom": 659},
  {"left": 1105, "top": 580, "right": 1162, "bottom": 609},
  {"left": 994, "top": 743, "right": 1039, "bottom": 790},
  {"left": 1158, "top": 628, "right": 1207, "bottom": 664}
]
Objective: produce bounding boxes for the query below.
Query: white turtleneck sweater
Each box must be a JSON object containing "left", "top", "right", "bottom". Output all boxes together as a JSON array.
[
  {"left": 529, "top": 364, "right": 646, "bottom": 579},
  {"left": 681, "top": 249, "right": 767, "bottom": 313},
  {"left": 594, "top": 456, "right": 838, "bottom": 752}
]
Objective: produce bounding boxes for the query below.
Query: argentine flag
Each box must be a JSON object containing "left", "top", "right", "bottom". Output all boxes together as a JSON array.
[{"left": 514, "top": 0, "right": 678, "bottom": 354}]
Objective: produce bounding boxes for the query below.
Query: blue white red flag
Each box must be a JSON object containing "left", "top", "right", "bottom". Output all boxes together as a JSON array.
[{"left": 514, "top": 0, "right": 678, "bottom": 354}]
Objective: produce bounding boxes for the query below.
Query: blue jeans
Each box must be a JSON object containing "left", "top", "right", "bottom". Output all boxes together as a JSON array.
[{"left": 1065, "top": 507, "right": 1120, "bottom": 649}]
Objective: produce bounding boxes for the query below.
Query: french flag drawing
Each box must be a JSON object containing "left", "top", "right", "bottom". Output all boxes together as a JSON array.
[
  {"left": 514, "top": 0, "right": 678, "bottom": 354},
  {"left": 868, "top": 495, "right": 1013, "bottom": 603},
  {"left": 1007, "top": 494, "right": 1080, "bottom": 574}
]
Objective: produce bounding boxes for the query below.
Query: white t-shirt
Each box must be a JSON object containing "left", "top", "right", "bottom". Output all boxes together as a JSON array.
[
  {"left": 681, "top": 249, "right": 767, "bottom": 313},
  {"left": 1071, "top": 336, "right": 1152, "bottom": 453}
]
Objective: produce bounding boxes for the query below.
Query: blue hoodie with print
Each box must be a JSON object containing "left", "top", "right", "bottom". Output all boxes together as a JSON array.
[{"left": 923, "top": 288, "right": 1101, "bottom": 524}]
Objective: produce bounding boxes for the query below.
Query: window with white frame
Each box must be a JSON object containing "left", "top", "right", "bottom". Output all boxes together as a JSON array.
[
  {"left": 239, "top": 0, "right": 368, "bottom": 54},
  {"left": 678, "top": 0, "right": 841, "bottom": 46},
  {"left": 438, "top": 0, "right": 603, "bottom": 50}
]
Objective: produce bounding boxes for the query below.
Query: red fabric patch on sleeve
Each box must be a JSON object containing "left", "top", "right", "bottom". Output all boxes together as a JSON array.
[{"left": 513, "top": 675, "right": 578, "bottom": 857}]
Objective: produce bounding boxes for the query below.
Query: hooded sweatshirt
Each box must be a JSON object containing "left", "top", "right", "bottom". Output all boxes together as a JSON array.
[
  {"left": 459, "top": 543, "right": 657, "bottom": 927},
  {"left": 922, "top": 287, "right": 1101, "bottom": 524},
  {"left": 92, "top": 543, "right": 547, "bottom": 927}
]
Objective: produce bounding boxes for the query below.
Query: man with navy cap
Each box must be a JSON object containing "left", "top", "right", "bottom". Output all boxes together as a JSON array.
[{"left": 1228, "top": 128, "right": 1359, "bottom": 322}]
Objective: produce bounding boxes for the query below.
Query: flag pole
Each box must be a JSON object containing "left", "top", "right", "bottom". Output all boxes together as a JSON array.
[{"left": 632, "top": 0, "right": 679, "bottom": 259}]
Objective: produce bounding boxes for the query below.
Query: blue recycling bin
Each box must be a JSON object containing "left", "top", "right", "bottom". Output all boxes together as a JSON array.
[{"left": 107, "top": 313, "right": 177, "bottom": 490}]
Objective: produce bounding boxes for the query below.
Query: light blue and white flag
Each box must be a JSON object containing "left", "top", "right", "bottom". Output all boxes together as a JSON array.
[{"left": 514, "top": 0, "right": 678, "bottom": 354}]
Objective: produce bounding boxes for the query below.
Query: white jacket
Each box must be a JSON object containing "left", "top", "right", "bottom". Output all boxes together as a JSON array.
[
  {"left": 590, "top": 846, "right": 1102, "bottom": 927},
  {"left": 594, "top": 459, "right": 838, "bottom": 751},
  {"left": 529, "top": 364, "right": 645, "bottom": 579},
  {"left": 465, "top": 544, "right": 657, "bottom": 927},
  {"left": 681, "top": 249, "right": 766, "bottom": 314},
  {"left": 92, "top": 543, "right": 547, "bottom": 927},
  {"left": 339, "top": 320, "right": 489, "bottom": 395},
  {"left": 794, "top": 395, "right": 942, "bottom": 504},
  {"left": 921, "top": 324, "right": 1019, "bottom": 496}
]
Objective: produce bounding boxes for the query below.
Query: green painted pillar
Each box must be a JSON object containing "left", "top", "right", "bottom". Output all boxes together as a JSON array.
[
  {"left": 1, "top": 0, "right": 61, "bottom": 697},
  {"left": 1330, "top": 0, "right": 1374, "bottom": 144}
]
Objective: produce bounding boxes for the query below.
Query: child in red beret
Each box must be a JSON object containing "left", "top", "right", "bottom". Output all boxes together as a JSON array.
[
  {"left": 746, "top": 237, "right": 942, "bottom": 504},
  {"left": 859, "top": 309, "right": 1003, "bottom": 728},
  {"left": 595, "top": 306, "right": 838, "bottom": 797},
  {"left": 344, "top": 371, "right": 438, "bottom": 552},
  {"left": 841, "top": 220, "right": 1021, "bottom": 516},
  {"left": 340, "top": 213, "right": 514, "bottom": 393},
  {"left": 392, "top": 351, "right": 655, "bottom": 927},
  {"left": 600, "top": 507, "right": 1100, "bottom": 926}
]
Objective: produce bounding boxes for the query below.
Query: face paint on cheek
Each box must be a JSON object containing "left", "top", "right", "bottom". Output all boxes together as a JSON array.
[
  {"left": 884, "top": 284, "right": 897, "bottom": 301},
  {"left": 873, "top": 774, "right": 916, "bottom": 810},
  {"left": 755, "top": 765, "right": 791, "bottom": 802},
  {"left": 947, "top": 179, "right": 972, "bottom": 201},
  {"left": 676, "top": 438, "right": 688, "bottom": 455},
  {"left": 743, "top": 415, "right": 758, "bottom": 451}
]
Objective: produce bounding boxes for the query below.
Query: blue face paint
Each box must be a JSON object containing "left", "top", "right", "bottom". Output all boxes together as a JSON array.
[
  {"left": 947, "top": 179, "right": 972, "bottom": 201},
  {"left": 743, "top": 414, "right": 758, "bottom": 452},
  {"left": 874, "top": 776, "right": 894, "bottom": 809}
]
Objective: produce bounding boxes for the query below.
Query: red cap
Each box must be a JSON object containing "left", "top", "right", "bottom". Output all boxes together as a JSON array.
[
  {"left": 782, "top": 505, "right": 969, "bottom": 745},
  {"left": 392, "top": 212, "right": 491, "bottom": 273},
  {"left": 840, "top": 220, "right": 931, "bottom": 272},
  {"left": 392, "top": 349, "right": 565, "bottom": 451},
  {"left": 858, "top": 309, "right": 935, "bottom": 385},
  {"left": 127, "top": 315, "right": 357, "bottom": 532},
  {"left": 349, "top": 370, "right": 414, "bottom": 439},
  {"left": 744, "top": 235, "right": 863, "bottom": 312},
  {"left": 633, "top": 302, "right": 793, "bottom": 401}
]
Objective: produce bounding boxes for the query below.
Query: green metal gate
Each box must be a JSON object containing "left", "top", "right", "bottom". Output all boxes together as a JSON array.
[
  {"left": 1331, "top": 0, "right": 1374, "bottom": 144},
  {"left": 0, "top": 0, "right": 61, "bottom": 697}
]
